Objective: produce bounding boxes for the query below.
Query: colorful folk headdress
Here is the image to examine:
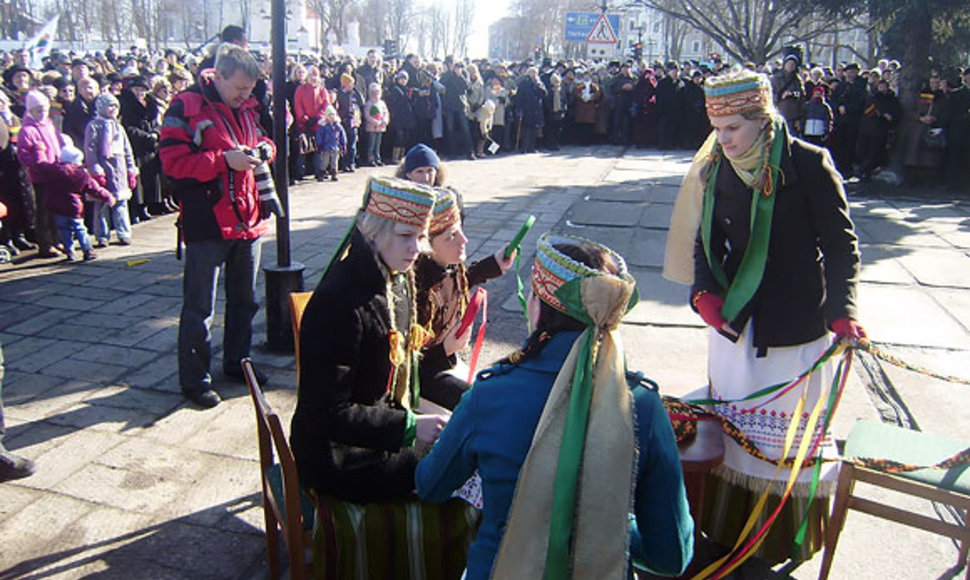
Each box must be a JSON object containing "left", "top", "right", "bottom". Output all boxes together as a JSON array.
[
  {"left": 704, "top": 69, "right": 774, "bottom": 118},
  {"left": 495, "top": 233, "right": 639, "bottom": 579},
  {"left": 429, "top": 188, "right": 461, "bottom": 236},
  {"left": 363, "top": 176, "right": 435, "bottom": 230}
]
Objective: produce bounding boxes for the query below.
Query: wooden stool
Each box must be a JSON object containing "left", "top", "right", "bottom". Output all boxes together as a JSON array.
[{"left": 818, "top": 420, "right": 970, "bottom": 580}]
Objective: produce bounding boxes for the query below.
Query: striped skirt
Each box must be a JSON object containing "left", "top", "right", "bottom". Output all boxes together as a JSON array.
[{"left": 312, "top": 496, "right": 480, "bottom": 580}]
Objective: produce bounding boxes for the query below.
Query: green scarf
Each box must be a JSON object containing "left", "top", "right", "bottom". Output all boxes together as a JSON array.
[{"left": 700, "top": 117, "right": 786, "bottom": 322}]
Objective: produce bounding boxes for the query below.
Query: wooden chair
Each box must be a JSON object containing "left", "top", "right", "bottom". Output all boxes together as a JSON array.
[
  {"left": 289, "top": 292, "right": 313, "bottom": 383},
  {"left": 243, "top": 357, "right": 315, "bottom": 580},
  {"left": 819, "top": 420, "right": 970, "bottom": 580}
]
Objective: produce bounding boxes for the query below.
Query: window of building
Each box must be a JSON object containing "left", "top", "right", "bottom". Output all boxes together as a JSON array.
[
  {"left": 692, "top": 40, "right": 700, "bottom": 53},
  {"left": 653, "top": 21, "right": 661, "bottom": 33}
]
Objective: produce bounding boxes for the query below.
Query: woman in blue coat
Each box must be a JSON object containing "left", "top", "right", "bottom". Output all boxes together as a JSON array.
[{"left": 416, "top": 234, "right": 693, "bottom": 579}]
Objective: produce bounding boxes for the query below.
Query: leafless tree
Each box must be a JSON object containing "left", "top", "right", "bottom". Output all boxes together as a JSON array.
[
  {"left": 307, "top": 0, "right": 357, "bottom": 47},
  {"left": 386, "top": 0, "right": 413, "bottom": 51},
  {"left": 450, "top": 0, "right": 474, "bottom": 57},
  {"left": 625, "top": 0, "right": 865, "bottom": 64}
]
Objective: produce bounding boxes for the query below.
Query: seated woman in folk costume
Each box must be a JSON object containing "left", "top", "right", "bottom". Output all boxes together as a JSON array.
[
  {"left": 416, "top": 233, "right": 694, "bottom": 579},
  {"left": 663, "top": 69, "right": 866, "bottom": 563},
  {"left": 290, "top": 176, "right": 476, "bottom": 579}
]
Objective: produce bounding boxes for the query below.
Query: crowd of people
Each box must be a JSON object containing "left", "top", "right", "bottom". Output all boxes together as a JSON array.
[{"left": 3, "top": 27, "right": 969, "bottom": 259}]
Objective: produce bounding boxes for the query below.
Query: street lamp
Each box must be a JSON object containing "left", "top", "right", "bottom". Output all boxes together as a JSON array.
[{"left": 263, "top": 0, "right": 305, "bottom": 352}]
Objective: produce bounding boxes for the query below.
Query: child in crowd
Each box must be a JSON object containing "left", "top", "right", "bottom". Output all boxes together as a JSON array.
[
  {"left": 35, "top": 138, "right": 116, "bottom": 262},
  {"left": 84, "top": 93, "right": 138, "bottom": 247},
  {"left": 314, "top": 106, "right": 346, "bottom": 182},
  {"left": 803, "top": 86, "right": 833, "bottom": 147},
  {"left": 363, "top": 82, "right": 389, "bottom": 166}
]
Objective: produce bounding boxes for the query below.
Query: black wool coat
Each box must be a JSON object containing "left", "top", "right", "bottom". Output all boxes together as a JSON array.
[
  {"left": 290, "top": 228, "right": 420, "bottom": 503},
  {"left": 692, "top": 137, "right": 860, "bottom": 355}
]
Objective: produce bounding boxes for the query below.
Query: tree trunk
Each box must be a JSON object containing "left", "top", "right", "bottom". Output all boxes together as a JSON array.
[{"left": 889, "top": 1, "right": 931, "bottom": 174}]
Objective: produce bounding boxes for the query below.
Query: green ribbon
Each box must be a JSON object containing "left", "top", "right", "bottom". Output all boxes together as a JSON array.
[
  {"left": 514, "top": 250, "right": 529, "bottom": 331},
  {"left": 541, "top": 278, "right": 638, "bottom": 578},
  {"left": 700, "top": 118, "right": 786, "bottom": 322}
]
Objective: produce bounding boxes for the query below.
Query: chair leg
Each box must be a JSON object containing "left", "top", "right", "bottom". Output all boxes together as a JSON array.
[
  {"left": 264, "top": 504, "right": 282, "bottom": 580},
  {"left": 962, "top": 506, "right": 970, "bottom": 580},
  {"left": 818, "top": 463, "right": 856, "bottom": 580}
]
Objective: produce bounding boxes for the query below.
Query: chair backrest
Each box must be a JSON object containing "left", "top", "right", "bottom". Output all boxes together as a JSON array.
[
  {"left": 289, "top": 292, "right": 313, "bottom": 384},
  {"left": 243, "top": 357, "right": 307, "bottom": 580}
]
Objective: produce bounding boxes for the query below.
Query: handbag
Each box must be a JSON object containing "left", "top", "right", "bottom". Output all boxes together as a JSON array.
[{"left": 923, "top": 127, "right": 947, "bottom": 150}]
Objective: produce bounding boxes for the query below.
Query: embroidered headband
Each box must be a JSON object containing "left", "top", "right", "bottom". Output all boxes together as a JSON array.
[
  {"left": 429, "top": 189, "right": 461, "bottom": 236},
  {"left": 531, "top": 233, "right": 629, "bottom": 314},
  {"left": 363, "top": 176, "right": 435, "bottom": 230},
  {"left": 704, "top": 70, "right": 774, "bottom": 118}
]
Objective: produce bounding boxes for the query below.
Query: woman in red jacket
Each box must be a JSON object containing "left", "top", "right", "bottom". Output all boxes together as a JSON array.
[{"left": 292, "top": 65, "right": 331, "bottom": 181}]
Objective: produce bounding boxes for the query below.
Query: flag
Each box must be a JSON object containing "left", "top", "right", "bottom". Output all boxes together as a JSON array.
[{"left": 24, "top": 15, "right": 59, "bottom": 69}]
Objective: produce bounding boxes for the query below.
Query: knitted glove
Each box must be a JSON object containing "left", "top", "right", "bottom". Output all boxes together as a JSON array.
[
  {"left": 831, "top": 317, "right": 868, "bottom": 344},
  {"left": 693, "top": 291, "right": 727, "bottom": 330},
  {"left": 128, "top": 172, "right": 138, "bottom": 190}
]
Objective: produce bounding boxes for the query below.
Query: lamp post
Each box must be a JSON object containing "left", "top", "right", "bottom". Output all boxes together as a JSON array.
[{"left": 263, "top": 0, "right": 305, "bottom": 352}]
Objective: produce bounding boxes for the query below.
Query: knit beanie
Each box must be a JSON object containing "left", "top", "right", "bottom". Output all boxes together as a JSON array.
[
  {"left": 59, "top": 134, "right": 83, "bottom": 165},
  {"left": 403, "top": 143, "right": 440, "bottom": 174},
  {"left": 704, "top": 69, "right": 774, "bottom": 118},
  {"left": 25, "top": 90, "right": 49, "bottom": 113},
  {"left": 94, "top": 93, "right": 119, "bottom": 118},
  {"left": 340, "top": 72, "right": 354, "bottom": 86}
]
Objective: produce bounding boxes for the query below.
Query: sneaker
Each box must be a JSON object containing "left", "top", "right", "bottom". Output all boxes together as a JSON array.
[
  {"left": 64, "top": 252, "right": 75, "bottom": 262},
  {"left": 11, "top": 235, "right": 35, "bottom": 251},
  {"left": 118, "top": 238, "right": 132, "bottom": 246},
  {"left": 83, "top": 250, "right": 97, "bottom": 262},
  {"left": 331, "top": 174, "right": 338, "bottom": 182},
  {"left": 0, "top": 450, "right": 36, "bottom": 482},
  {"left": 182, "top": 387, "right": 221, "bottom": 408},
  {"left": 95, "top": 240, "right": 107, "bottom": 249},
  {"left": 224, "top": 362, "right": 269, "bottom": 386}
]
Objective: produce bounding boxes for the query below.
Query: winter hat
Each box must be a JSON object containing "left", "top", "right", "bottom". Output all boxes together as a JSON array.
[
  {"left": 24, "top": 90, "right": 49, "bottom": 113},
  {"left": 340, "top": 72, "right": 354, "bottom": 86},
  {"left": 94, "top": 93, "right": 119, "bottom": 118},
  {"left": 704, "top": 69, "right": 774, "bottom": 118},
  {"left": 531, "top": 232, "right": 630, "bottom": 314},
  {"left": 60, "top": 141, "right": 84, "bottom": 165},
  {"left": 429, "top": 189, "right": 461, "bottom": 236},
  {"left": 403, "top": 143, "right": 439, "bottom": 173},
  {"left": 363, "top": 176, "right": 435, "bottom": 229}
]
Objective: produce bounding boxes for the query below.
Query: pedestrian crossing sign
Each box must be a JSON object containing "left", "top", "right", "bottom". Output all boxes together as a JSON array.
[{"left": 586, "top": 13, "right": 618, "bottom": 44}]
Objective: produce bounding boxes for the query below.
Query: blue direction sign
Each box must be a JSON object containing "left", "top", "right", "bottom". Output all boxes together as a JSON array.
[{"left": 564, "top": 12, "right": 621, "bottom": 42}]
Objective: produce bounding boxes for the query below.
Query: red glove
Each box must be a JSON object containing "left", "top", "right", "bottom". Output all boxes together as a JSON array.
[
  {"left": 128, "top": 172, "right": 138, "bottom": 190},
  {"left": 693, "top": 291, "right": 727, "bottom": 330},
  {"left": 831, "top": 318, "right": 868, "bottom": 344},
  {"left": 93, "top": 173, "right": 107, "bottom": 187}
]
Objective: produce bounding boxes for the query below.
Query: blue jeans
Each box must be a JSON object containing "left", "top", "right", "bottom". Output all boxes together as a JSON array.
[
  {"left": 93, "top": 199, "right": 131, "bottom": 243},
  {"left": 341, "top": 123, "right": 358, "bottom": 169},
  {"left": 365, "top": 131, "right": 383, "bottom": 163},
  {"left": 178, "top": 238, "right": 262, "bottom": 392},
  {"left": 53, "top": 214, "right": 93, "bottom": 254}
]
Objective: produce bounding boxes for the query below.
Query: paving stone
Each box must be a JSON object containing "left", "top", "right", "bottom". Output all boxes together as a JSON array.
[
  {"left": 568, "top": 200, "right": 644, "bottom": 227},
  {"left": 896, "top": 248, "right": 970, "bottom": 288},
  {"left": 178, "top": 397, "right": 260, "bottom": 462},
  {"left": 623, "top": 269, "right": 697, "bottom": 328},
  {"left": 15, "top": 430, "right": 127, "bottom": 490},
  {"left": 46, "top": 398, "right": 163, "bottom": 435},
  {"left": 931, "top": 288, "right": 970, "bottom": 335},
  {"left": 637, "top": 202, "right": 674, "bottom": 229},
  {"left": 0, "top": 492, "right": 92, "bottom": 569},
  {"left": 5, "top": 339, "right": 81, "bottom": 374},
  {"left": 857, "top": 283, "right": 970, "bottom": 350},
  {"left": 858, "top": 244, "right": 915, "bottom": 284},
  {"left": 0, "top": 484, "right": 42, "bottom": 525},
  {"left": 6, "top": 379, "right": 103, "bottom": 422},
  {"left": 2, "top": 370, "right": 65, "bottom": 404},
  {"left": 853, "top": 216, "right": 949, "bottom": 248},
  {"left": 52, "top": 462, "right": 187, "bottom": 513},
  {"left": 41, "top": 357, "right": 128, "bottom": 384},
  {"left": 4, "top": 308, "right": 74, "bottom": 334},
  {"left": 149, "top": 455, "right": 260, "bottom": 529},
  {"left": 627, "top": 230, "right": 668, "bottom": 268},
  {"left": 122, "top": 519, "right": 264, "bottom": 578}
]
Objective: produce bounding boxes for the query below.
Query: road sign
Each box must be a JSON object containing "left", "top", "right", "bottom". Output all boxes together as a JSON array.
[
  {"left": 586, "top": 13, "right": 618, "bottom": 44},
  {"left": 564, "top": 12, "right": 620, "bottom": 43}
]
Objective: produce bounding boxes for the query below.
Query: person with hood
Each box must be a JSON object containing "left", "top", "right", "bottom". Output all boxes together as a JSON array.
[
  {"left": 84, "top": 92, "right": 137, "bottom": 247},
  {"left": 16, "top": 90, "right": 63, "bottom": 257}
]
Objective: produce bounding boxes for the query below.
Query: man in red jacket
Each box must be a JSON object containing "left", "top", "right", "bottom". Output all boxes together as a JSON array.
[{"left": 160, "top": 43, "right": 281, "bottom": 408}]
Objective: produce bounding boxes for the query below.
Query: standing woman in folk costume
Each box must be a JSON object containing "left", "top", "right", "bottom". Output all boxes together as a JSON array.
[
  {"left": 290, "top": 176, "right": 449, "bottom": 503},
  {"left": 417, "top": 234, "right": 694, "bottom": 579},
  {"left": 663, "top": 69, "right": 866, "bottom": 563}
]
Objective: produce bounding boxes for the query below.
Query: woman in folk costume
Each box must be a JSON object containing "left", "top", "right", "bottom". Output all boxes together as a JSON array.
[
  {"left": 417, "top": 233, "right": 694, "bottom": 579},
  {"left": 663, "top": 69, "right": 866, "bottom": 563},
  {"left": 290, "top": 176, "right": 449, "bottom": 503},
  {"left": 413, "top": 187, "right": 516, "bottom": 409}
]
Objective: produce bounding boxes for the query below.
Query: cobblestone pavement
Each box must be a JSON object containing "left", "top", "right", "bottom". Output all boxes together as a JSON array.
[{"left": 1, "top": 145, "right": 968, "bottom": 579}]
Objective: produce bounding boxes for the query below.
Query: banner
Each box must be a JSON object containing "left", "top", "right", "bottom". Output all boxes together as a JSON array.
[{"left": 24, "top": 15, "right": 59, "bottom": 69}]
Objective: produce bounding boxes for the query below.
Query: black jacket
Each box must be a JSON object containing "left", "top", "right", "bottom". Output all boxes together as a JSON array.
[
  {"left": 62, "top": 97, "right": 96, "bottom": 150},
  {"left": 692, "top": 137, "right": 860, "bottom": 355},
  {"left": 119, "top": 88, "right": 160, "bottom": 163},
  {"left": 290, "top": 228, "right": 420, "bottom": 502}
]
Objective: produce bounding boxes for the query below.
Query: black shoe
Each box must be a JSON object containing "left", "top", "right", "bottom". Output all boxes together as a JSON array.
[
  {"left": 11, "top": 235, "right": 35, "bottom": 251},
  {"left": 0, "top": 450, "right": 36, "bottom": 482},
  {"left": 183, "top": 388, "right": 221, "bottom": 408},
  {"left": 83, "top": 250, "right": 97, "bottom": 262},
  {"left": 224, "top": 362, "right": 269, "bottom": 385},
  {"left": 1, "top": 241, "right": 19, "bottom": 256},
  {"left": 137, "top": 208, "right": 152, "bottom": 221}
]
